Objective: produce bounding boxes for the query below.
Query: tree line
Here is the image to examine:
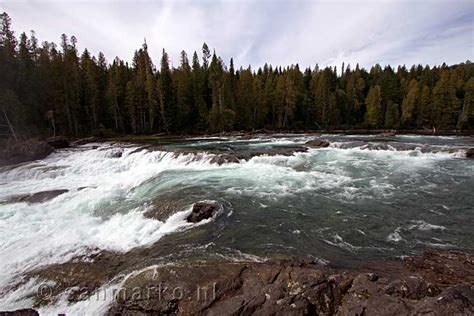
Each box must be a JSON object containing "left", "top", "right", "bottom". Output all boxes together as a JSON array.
[{"left": 1, "top": 12, "right": 473, "bottom": 139}]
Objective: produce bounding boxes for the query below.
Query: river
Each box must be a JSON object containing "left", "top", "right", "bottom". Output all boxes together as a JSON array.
[{"left": 0, "top": 134, "right": 473, "bottom": 312}]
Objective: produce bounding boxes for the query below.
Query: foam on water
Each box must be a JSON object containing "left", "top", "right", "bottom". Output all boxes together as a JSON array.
[
  {"left": 0, "top": 144, "right": 222, "bottom": 310},
  {"left": 387, "top": 227, "right": 405, "bottom": 243},
  {"left": 408, "top": 220, "right": 447, "bottom": 232}
]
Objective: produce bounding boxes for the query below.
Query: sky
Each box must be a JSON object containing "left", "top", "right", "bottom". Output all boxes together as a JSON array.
[{"left": 1, "top": 0, "right": 473, "bottom": 71}]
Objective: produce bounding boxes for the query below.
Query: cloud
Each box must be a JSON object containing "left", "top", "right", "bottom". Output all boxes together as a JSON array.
[{"left": 1, "top": 0, "right": 472, "bottom": 70}]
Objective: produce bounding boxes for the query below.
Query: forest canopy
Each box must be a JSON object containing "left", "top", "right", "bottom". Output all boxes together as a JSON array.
[{"left": 0, "top": 12, "right": 473, "bottom": 139}]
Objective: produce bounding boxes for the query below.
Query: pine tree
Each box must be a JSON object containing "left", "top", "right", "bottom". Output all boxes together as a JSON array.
[
  {"left": 191, "top": 51, "right": 207, "bottom": 131},
  {"left": 384, "top": 101, "right": 400, "bottom": 129},
  {"left": 159, "top": 49, "right": 174, "bottom": 132},
  {"left": 457, "top": 77, "right": 474, "bottom": 129},
  {"left": 60, "top": 34, "right": 81, "bottom": 135},
  {"left": 107, "top": 61, "right": 121, "bottom": 131},
  {"left": 175, "top": 50, "right": 194, "bottom": 132},
  {"left": 432, "top": 71, "right": 461, "bottom": 129},
  {"left": 125, "top": 80, "right": 138, "bottom": 133},
  {"left": 365, "top": 85, "right": 382, "bottom": 127},
  {"left": 416, "top": 85, "right": 431, "bottom": 128},
  {"left": 0, "top": 12, "right": 17, "bottom": 91},
  {"left": 235, "top": 67, "right": 254, "bottom": 129},
  {"left": 80, "top": 49, "right": 100, "bottom": 130},
  {"left": 401, "top": 79, "right": 418, "bottom": 127}
]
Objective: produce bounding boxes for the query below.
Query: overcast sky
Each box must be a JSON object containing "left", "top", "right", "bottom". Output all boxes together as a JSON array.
[{"left": 1, "top": 0, "right": 473, "bottom": 70}]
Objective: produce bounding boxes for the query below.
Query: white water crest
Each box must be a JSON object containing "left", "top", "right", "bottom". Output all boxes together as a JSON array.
[{"left": 0, "top": 144, "right": 220, "bottom": 310}]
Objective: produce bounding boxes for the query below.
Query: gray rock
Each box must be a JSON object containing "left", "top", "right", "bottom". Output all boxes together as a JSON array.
[
  {"left": 71, "top": 137, "right": 98, "bottom": 146},
  {"left": 46, "top": 136, "right": 69, "bottom": 149},
  {"left": 0, "top": 309, "right": 39, "bottom": 316},
  {"left": 305, "top": 139, "right": 330, "bottom": 148},
  {"left": 413, "top": 285, "right": 474, "bottom": 315},
  {"left": 186, "top": 201, "right": 221, "bottom": 223},
  {"left": 5, "top": 189, "right": 68, "bottom": 204},
  {"left": 0, "top": 140, "right": 54, "bottom": 167},
  {"left": 144, "top": 200, "right": 188, "bottom": 221},
  {"left": 466, "top": 148, "right": 474, "bottom": 158},
  {"left": 210, "top": 154, "right": 240, "bottom": 165}
]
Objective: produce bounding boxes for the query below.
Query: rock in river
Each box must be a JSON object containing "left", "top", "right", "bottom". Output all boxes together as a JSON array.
[
  {"left": 0, "top": 309, "right": 39, "bottom": 316},
  {"left": 70, "top": 136, "right": 98, "bottom": 146},
  {"left": 305, "top": 139, "right": 330, "bottom": 148},
  {"left": 4, "top": 189, "right": 69, "bottom": 204},
  {"left": 186, "top": 200, "right": 221, "bottom": 223},
  {"left": 0, "top": 139, "right": 54, "bottom": 167},
  {"left": 466, "top": 148, "right": 474, "bottom": 158},
  {"left": 210, "top": 154, "right": 240, "bottom": 165},
  {"left": 46, "top": 136, "right": 70, "bottom": 149}
]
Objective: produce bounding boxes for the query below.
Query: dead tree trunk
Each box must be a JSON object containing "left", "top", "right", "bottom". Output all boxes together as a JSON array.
[{"left": 2, "top": 109, "right": 17, "bottom": 142}]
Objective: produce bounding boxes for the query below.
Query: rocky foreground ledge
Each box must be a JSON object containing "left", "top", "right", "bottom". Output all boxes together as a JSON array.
[
  {"left": 3, "top": 251, "right": 471, "bottom": 315},
  {"left": 107, "top": 251, "right": 473, "bottom": 315}
]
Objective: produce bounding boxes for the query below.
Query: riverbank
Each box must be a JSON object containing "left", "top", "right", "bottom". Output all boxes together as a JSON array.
[
  {"left": 2, "top": 250, "right": 473, "bottom": 315},
  {"left": 108, "top": 250, "right": 474, "bottom": 315}
]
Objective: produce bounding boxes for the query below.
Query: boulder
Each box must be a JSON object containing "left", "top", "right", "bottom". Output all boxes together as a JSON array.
[
  {"left": 0, "top": 309, "right": 39, "bottom": 316},
  {"left": 4, "top": 189, "right": 68, "bottom": 204},
  {"left": 404, "top": 251, "right": 474, "bottom": 287},
  {"left": 466, "top": 148, "right": 474, "bottom": 158},
  {"left": 379, "top": 131, "right": 396, "bottom": 137},
  {"left": 109, "top": 149, "right": 123, "bottom": 158},
  {"left": 235, "top": 146, "right": 308, "bottom": 160},
  {"left": 384, "top": 276, "right": 440, "bottom": 299},
  {"left": 172, "top": 146, "right": 307, "bottom": 164},
  {"left": 46, "top": 136, "right": 69, "bottom": 149},
  {"left": 305, "top": 139, "right": 330, "bottom": 148},
  {"left": 71, "top": 137, "right": 98, "bottom": 146},
  {"left": 412, "top": 285, "right": 474, "bottom": 315},
  {"left": 186, "top": 201, "right": 221, "bottom": 223},
  {"left": 0, "top": 139, "right": 54, "bottom": 167},
  {"left": 144, "top": 200, "right": 188, "bottom": 221},
  {"left": 210, "top": 154, "right": 240, "bottom": 165}
]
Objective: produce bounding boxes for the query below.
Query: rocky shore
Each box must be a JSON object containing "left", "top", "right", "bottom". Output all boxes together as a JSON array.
[
  {"left": 107, "top": 250, "right": 474, "bottom": 315},
  {"left": 1, "top": 251, "right": 472, "bottom": 315}
]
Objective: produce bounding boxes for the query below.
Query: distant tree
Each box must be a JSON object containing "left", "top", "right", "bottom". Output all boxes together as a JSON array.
[
  {"left": 159, "top": 49, "right": 174, "bottom": 132},
  {"left": 365, "top": 85, "right": 382, "bottom": 127},
  {"left": 174, "top": 50, "right": 194, "bottom": 132},
  {"left": 401, "top": 79, "right": 418, "bottom": 127},
  {"left": 0, "top": 12, "right": 473, "bottom": 139},
  {"left": 0, "top": 12, "right": 17, "bottom": 91},
  {"left": 432, "top": 71, "right": 461, "bottom": 129},
  {"left": 125, "top": 80, "right": 138, "bottom": 133},
  {"left": 384, "top": 101, "right": 400, "bottom": 129},
  {"left": 416, "top": 85, "right": 431, "bottom": 129},
  {"left": 457, "top": 77, "right": 474, "bottom": 130}
]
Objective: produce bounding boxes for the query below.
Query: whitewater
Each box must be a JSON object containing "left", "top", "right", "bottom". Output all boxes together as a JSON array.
[{"left": 0, "top": 134, "right": 473, "bottom": 313}]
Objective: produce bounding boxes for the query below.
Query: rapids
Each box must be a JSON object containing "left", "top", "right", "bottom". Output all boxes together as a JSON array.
[{"left": 0, "top": 134, "right": 473, "bottom": 312}]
